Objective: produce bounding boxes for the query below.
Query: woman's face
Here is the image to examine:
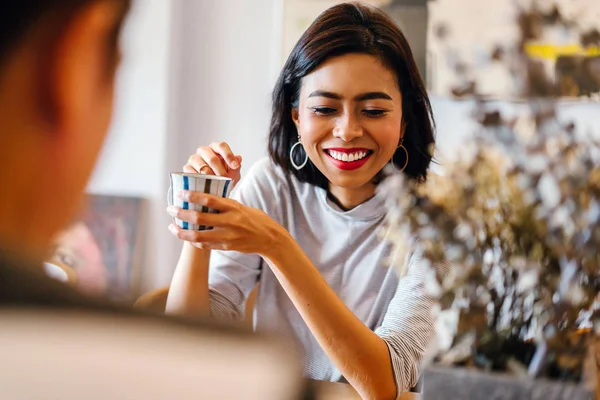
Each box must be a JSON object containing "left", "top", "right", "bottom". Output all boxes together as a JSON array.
[{"left": 292, "top": 53, "right": 403, "bottom": 192}]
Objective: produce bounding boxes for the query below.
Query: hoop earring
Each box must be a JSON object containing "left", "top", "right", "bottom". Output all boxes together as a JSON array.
[
  {"left": 290, "top": 137, "right": 308, "bottom": 170},
  {"left": 392, "top": 139, "right": 409, "bottom": 172}
]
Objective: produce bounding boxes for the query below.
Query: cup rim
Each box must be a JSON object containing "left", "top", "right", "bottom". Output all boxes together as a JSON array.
[{"left": 170, "top": 172, "right": 232, "bottom": 181}]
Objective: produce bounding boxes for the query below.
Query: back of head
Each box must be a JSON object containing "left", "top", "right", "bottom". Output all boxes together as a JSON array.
[{"left": 0, "top": 0, "right": 130, "bottom": 258}]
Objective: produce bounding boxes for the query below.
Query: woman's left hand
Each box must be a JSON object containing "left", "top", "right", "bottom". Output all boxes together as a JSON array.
[{"left": 166, "top": 190, "right": 284, "bottom": 256}]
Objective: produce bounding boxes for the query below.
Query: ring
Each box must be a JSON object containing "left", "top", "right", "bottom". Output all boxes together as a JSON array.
[{"left": 198, "top": 165, "right": 212, "bottom": 174}]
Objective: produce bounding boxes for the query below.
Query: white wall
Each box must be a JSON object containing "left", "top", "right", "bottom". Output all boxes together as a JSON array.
[
  {"left": 166, "top": 0, "right": 284, "bottom": 177},
  {"left": 88, "top": 0, "right": 173, "bottom": 292}
]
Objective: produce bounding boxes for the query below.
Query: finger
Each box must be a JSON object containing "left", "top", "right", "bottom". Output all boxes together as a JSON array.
[
  {"left": 197, "top": 164, "right": 214, "bottom": 174},
  {"left": 210, "top": 142, "right": 240, "bottom": 170},
  {"left": 166, "top": 206, "right": 224, "bottom": 227},
  {"left": 186, "top": 154, "right": 204, "bottom": 173},
  {"left": 195, "top": 147, "right": 228, "bottom": 176},
  {"left": 168, "top": 224, "right": 229, "bottom": 244},
  {"left": 187, "top": 153, "right": 218, "bottom": 175},
  {"left": 178, "top": 191, "right": 236, "bottom": 212},
  {"left": 183, "top": 163, "right": 212, "bottom": 175}
]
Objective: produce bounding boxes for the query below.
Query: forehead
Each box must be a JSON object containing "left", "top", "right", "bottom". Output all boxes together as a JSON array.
[{"left": 300, "top": 53, "right": 400, "bottom": 98}]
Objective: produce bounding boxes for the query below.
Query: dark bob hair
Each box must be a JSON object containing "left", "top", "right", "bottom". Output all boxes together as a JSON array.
[
  {"left": 0, "top": 0, "right": 130, "bottom": 67},
  {"left": 268, "top": 2, "right": 435, "bottom": 189}
]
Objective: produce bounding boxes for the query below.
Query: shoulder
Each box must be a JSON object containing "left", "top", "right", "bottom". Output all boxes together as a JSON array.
[
  {"left": 240, "top": 157, "right": 289, "bottom": 192},
  {"left": 231, "top": 158, "right": 294, "bottom": 212}
]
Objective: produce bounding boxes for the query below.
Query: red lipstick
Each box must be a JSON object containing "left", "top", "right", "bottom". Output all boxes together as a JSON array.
[{"left": 324, "top": 148, "right": 372, "bottom": 171}]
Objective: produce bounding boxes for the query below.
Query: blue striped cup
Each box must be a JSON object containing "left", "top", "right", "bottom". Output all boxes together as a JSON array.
[{"left": 168, "top": 173, "right": 233, "bottom": 231}]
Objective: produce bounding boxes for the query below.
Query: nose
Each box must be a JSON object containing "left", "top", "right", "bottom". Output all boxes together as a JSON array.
[{"left": 332, "top": 111, "right": 363, "bottom": 142}]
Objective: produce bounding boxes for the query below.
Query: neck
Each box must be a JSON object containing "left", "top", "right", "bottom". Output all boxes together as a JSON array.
[{"left": 327, "top": 182, "right": 376, "bottom": 210}]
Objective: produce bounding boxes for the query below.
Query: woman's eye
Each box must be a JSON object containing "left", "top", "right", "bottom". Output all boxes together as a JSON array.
[
  {"left": 311, "top": 107, "right": 337, "bottom": 116},
  {"left": 363, "top": 109, "right": 387, "bottom": 117}
]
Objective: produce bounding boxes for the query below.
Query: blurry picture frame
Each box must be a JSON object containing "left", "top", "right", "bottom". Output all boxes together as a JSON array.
[{"left": 50, "top": 194, "right": 147, "bottom": 304}]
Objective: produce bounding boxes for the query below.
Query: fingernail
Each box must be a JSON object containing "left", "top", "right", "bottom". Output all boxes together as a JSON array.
[
  {"left": 168, "top": 224, "right": 177, "bottom": 234},
  {"left": 166, "top": 206, "right": 177, "bottom": 215},
  {"left": 231, "top": 160, "right": 240, "bottom": 169},
  {"left": 177, "top": 191, "right": 189, "bottom": 200}
]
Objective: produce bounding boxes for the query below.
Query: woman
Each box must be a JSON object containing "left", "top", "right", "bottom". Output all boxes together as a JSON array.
[{"left": 166, "top": 3, "right": 436, "bottom": 399}]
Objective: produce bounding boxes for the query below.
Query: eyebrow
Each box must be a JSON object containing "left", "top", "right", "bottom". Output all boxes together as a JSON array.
[{"left": 307, "top": 90, "right": 393, "bottom": 101}]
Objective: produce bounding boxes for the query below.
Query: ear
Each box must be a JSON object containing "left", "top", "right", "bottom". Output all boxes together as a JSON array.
[{"left": 44, "top": 1, "right": 120, "bottom": 133}]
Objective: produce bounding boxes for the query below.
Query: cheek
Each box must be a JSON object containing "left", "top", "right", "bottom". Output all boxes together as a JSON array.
[
  {"left": 97, "top": 83, "right": 116, "bottom": 135},
  {"left": 88, "top": 85, "right": 115, "bottom": 154},
  {"left": 298, "top": 113, "right": 331, "bottom": 144},
  {"left": 369, "top": 119, "right": 402, "bottom": 153}
]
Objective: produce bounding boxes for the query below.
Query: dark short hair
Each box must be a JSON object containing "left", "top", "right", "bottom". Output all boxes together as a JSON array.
[
  {"left": 0, "top": 0, "right": 130, "bottom": 66},
  {"left": 268, "top": 2, "right": 435, "bottom": 189}
]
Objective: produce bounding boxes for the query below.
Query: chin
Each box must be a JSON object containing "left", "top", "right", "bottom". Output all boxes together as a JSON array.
[{"left": 325, "top": 173, "right": 375, "bottom": 190}]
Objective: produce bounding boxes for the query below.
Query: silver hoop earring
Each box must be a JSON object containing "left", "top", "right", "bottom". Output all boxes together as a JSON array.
[
  {"left": 392, "top": 140, "right": 409, "bottom": 172},
  {"left": 290, "top": 139, "right": 308, "bottom": 170}
]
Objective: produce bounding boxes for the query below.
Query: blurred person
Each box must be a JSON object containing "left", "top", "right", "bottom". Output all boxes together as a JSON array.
[
  {"left": 0, "top": 1, "right": 306, "bottom": 399},
  {"left": 166, "top": 2, "right": 438, "bottom": 399},
  {"left": 0, "top": 0, "right": 130, "bottom": 306}
]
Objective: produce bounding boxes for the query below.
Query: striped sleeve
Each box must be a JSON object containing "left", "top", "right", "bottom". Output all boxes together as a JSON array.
[
  {"left": 208, "top": 251, "right": 262, "bottom": 321},
  {"left": 374, "top": 251, "right": 437, "bottom": 396}
]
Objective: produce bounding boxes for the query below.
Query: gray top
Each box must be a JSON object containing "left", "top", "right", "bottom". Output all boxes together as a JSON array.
[{"left": 208, "top": 158, "right": 435, "bottom": 393}]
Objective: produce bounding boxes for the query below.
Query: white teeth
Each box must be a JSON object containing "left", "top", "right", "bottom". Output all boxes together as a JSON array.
[{"left": 327, "top": 150, "right": 369, "bottom": 162}]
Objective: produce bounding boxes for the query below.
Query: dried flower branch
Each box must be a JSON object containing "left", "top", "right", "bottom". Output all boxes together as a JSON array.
[{"left": 380, "top": 1, "right": 600, "bottom": 382}]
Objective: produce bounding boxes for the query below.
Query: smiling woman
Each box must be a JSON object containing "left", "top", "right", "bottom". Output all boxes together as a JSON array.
[
  {"left": 165, "top": 3, "right": 437, "bottom": 400},
  {"left": 289, "top": 53, "right": 406, "bottom": 209}
]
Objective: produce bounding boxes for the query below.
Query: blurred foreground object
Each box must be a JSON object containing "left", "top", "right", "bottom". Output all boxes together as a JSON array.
[
  {"left": 381, "top": 1, "right": 600, "bottom": 398},
  {"left": 312, "top": 380, "right": 420, "bottom": 400},
  {"left": 43, "top": 260, "right": 77, "bottom": 286},
  {"left": 0, "top": 1, "right": 307, "bottom": 397},
  {"left": 0, "top": 307, "right": 305, "bottom": 400}
]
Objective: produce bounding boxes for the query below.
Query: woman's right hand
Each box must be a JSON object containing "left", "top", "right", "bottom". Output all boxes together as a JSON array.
[{"left": 184, "top": 142, "right": 243, "bottom": 186}]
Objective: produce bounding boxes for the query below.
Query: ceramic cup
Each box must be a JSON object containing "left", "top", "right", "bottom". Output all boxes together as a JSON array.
[{"left": 168, "top": 173, "right": 233, "bottom": 231}]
